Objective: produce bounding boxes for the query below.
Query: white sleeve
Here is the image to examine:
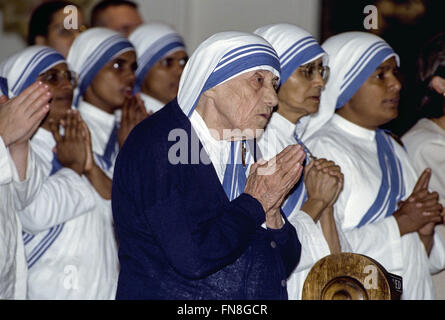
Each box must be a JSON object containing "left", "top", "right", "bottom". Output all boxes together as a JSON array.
[
  {"left": 404, "top": 142, "right": 445, "bottom": 273},
  {"left": 428, "top": 226, "right": 445, "bottom": 274},
  {"left": 0, "top": 136, "right": 12, "bottom": 185},
  {"left": 342, "top": 216, "right": 404, "bottom": 274},
  {"left": 286, "top": 210, "right": 331, "bottom": 300},
  {"left": 18, "top": 167, "right": 96, "bottom": 234},
  {"left": 289, "top": 210, "right": 331, "bottom": 271},
  {"left": 307, "top": 134, "right": 404, "bottom": 275},
  {"left": 8, "top": 146, "right": 47, "bottom": 211},
  {"left": 411, "top": 141, "right": 445, "bottom": 204}
]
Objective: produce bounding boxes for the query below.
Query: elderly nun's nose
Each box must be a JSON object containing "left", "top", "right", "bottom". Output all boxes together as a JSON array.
[{"left": 264, "top": 84, "right": 279, "bottom": 107}]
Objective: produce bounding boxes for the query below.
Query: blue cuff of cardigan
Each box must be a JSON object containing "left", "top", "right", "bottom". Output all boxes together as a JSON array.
[
  {"left": 233, "top": 193, "right": 266, "bottom": 227},
  {"left": 266, "top": 212, "right": 293, "bottom": 245}
]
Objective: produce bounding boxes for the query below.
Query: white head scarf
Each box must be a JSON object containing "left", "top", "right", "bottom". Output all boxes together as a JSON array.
[
  {"left": 177, "top": 31, "right": 281, "bottom": 200},
  {"left": 67, "top": 27, "right": 135, "bottom": 107},
  {"left": 254, "top": 23, "right": 327, "bottom": 216},
  {"left": 311, "top": 32, "right": 403, "bottom": 228},
  {"left": 254, "top": 23, "right": 327, "bottom": 86},
  {"left": 129, "top": 23, "right": 186, "bottom": 93},
  {"left": 254, "top": 23, "right": 328, "bottom": 141},
  {"left": 0, "top": 46, "right": 65, "bottom": 98},
  {"left": 177, "top": 31, "right": 280, "bottom": 118},
  {"left": 303, "top": 31, "right": 400, "bottom": 139}
]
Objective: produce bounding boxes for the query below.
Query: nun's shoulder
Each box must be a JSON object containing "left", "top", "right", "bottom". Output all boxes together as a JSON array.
[{"left": 305, "top": 122, "right": 339, "bottom": 147}]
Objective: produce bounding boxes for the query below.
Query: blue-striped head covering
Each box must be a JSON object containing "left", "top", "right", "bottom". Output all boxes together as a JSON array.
[
  {"left": 303, "top": 32, "right": 400, "bottom": 140},
  {"left": 67, "top": 27, "right": 135, "bottom": 107},
  {"left": 254, "top": 23, "right": 327, "bottom": 86},
  {"left": 0, "top": 45, "right": 65, "bottom": 98},
  {"left": 177, "top": 32, "right": 281, "bottom": 200},
  {"left": 129, "top": 23, "right": 186, "bottom": 94},
  {"left": 178, "top": 31, "right": 280, "bottom": 118},
  {"left": 254, "top": 24, "right": 326, "bottom": 216},
  {"left": 313, "top": 32, "right": 403, "bottom": 228}
]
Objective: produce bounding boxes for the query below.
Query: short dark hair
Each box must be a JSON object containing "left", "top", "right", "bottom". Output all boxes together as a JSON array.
[
  {"left": 417, "top": 32, "right": 445, "bottom": 118},
  {"left": 27, "top": 0, "right": 79, "bottom": 45},
  {"left": 90, "top": 0, "right": 138, "bottom": 27}
]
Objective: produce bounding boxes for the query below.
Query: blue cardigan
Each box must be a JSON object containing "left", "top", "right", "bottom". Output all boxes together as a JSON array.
[{"left": 111, "top": 99, "right": 301, "bottom": 300}]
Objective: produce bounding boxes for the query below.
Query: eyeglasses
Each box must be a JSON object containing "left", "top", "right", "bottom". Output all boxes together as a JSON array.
[
  {"left": 38, "top": 69, "right": 78, "bottom": 88},
  {"left": 298, "top": 62, "right": 330, "bottom": 82}
]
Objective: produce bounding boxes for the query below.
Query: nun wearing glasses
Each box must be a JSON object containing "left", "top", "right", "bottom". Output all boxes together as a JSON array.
[
  {"left": 1, "top": 45, "right": 119, "bottom": 299},
  {"left": 112, "top": 32, "right": 303, "bottom": 299},
  {"left": 255, "top": 23, "right": 351, "bottom": 300},
  {"left": 305, "top": 32, "right": 445, "bottom": 299},
  {"left": 129, "top": 23, "right": 188, "bottom": 114}
]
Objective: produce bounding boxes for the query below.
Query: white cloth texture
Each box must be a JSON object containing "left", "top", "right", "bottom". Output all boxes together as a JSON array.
[
  {"left": 140, "top": 92, "right": 164, "bottom": 114},
  {"left": 254, "top": 23, "right": 327, "bottom": 86},
  {"left": 402, "top": 118, "right": 445, "bottom": 298},
  {"left": 67, "top": 28, "right": 133, "bottom": 175},
  {"left": 304, "top": 31, "right": 445, "bottom": 299},
  {"left": 258, "top": 112, "right": 352, "bottom": 299},
  {"left": 0, "top": 45, "right": 64, "bottom": 98},
  {"left": 19, "top": 128, "right": 118, "bottom": 299},
  {"left": 402, "top": 118, "right": 445, "bottom": 206},
  {"left": 254, "top": 24, "right": 351, "bottom": 299},
  {"left": 302, "top": 31, "right": 399, "bottom": 140},
  {"left": 0, "top": 45, "right": 63, "bottom": 299},
  {"left": 129, "top": 22, "right": 186, "bottom": 94},
  {"left": 66, "top": 27, "right": 134, "bottom": 108},
  {"left": 0, "top": 141, "right": 45, "bottom": 299},
  {"left": 78, "top": 100, "right": 118, "bottom": 178},
  {"left": 307, "top": 114, "right": 445, "bottom": 299}
]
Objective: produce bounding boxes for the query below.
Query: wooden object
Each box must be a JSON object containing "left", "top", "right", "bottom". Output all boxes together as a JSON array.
[{"left": 302, "top": 253, "right": 402, "bottom": 300}]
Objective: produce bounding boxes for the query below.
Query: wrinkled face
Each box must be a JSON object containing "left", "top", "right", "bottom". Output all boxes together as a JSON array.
[
  {"left": 278, "top": 57, "right": 326, "bottom": 121},
  {"left": 98, "top": 5, "right": 143, "bottom": 37},
  {"left": 206, "top": 70, "right": 279, "bottom": 139},
  {"left": 38, "top": 8, "right": 85, "bottom": 57},
  {"left": 142, "top": 50, "right": 188, "bottom": 104},
  {"left": 338, "top": 57, "right": 401, "bottom": 129},
  {"left": 37, "top": 62, "right": 74, "bottom": 125},
  {"left": 84, "top": 50, "right": 137, "bottom": 113}
]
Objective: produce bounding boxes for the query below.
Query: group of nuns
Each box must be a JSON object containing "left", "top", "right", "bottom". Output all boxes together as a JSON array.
[{"left": 1, "top": 9, "right": 445, "bottom": 300}]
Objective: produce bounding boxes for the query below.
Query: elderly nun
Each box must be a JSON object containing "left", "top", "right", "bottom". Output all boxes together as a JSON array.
[
  {"left": 1, "top": 45, "right": 119, "bottom": 299},
  {"left": 305, "top": 31, "right": 445, "bottom": 299},
  {"left": 67, "top": 27, "right": 147, "bottom": 177},
  {"left": 129, "top": 22, "right": 188, "bottom": 113},
  {"left": 112, "top": 31, "right": 304, "bottom": 299},
  {"left": 255, "top": 23, "right": 351, "bottom": 300},
  {"left": 0, "top": 52, "right": 51, "bottom": 299}
]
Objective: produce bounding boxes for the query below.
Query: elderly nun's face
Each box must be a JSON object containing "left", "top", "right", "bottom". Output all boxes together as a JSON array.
[
  {"left": 199, "top": 70, "right": 279, "bottom": 140},
  {"left": 37, "top": 62, "right": 75, "bottom": 126},
  {"left": 337, "top": 57, "right": 401, "bottom": 130},
  {"left": 141, "top": 50, "right": 188, "bottom": 104},
  {"left": 277, "top": 57, "right": 326, "bottom": 123},
  {"left": 84, "top": 50, "right": 137, "bottom": 114}
]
